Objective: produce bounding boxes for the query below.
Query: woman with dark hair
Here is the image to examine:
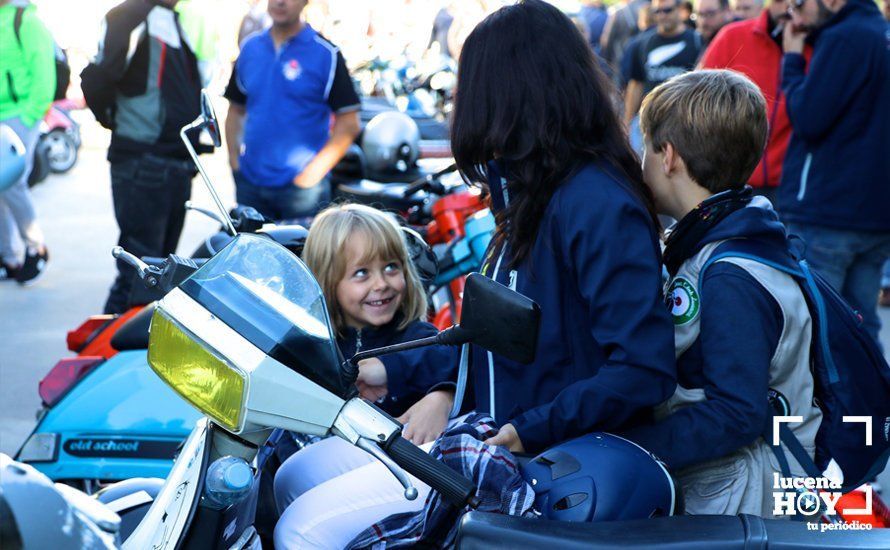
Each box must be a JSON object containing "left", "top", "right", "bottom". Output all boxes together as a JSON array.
[
  {"left": 274, "top": 2, "right": 675, "bottom": 547},
  {"left": 454, "top": 0, "right": 675, "bottom": 454}
]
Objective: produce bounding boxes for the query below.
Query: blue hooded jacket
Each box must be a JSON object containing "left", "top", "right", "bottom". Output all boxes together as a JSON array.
[
  {"left": 626, "top": 200, "right": 790, "bottom": 469},
  {"left": 466, "top": 161, "right": 676, "bottom": 453},
  {"left": 339, "top": 317, "right": 456, "bottom": 417},
  {"left": 778, "top": 0, "right": 890, "bottom": 232}
]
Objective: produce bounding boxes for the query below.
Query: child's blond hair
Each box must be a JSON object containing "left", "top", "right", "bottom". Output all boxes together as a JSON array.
[
  {"left": 640, "top": 69, "right": 768, "bottom": 193},
  {"left": 303, "top": 203, "right": 428, "bottom": 335}
]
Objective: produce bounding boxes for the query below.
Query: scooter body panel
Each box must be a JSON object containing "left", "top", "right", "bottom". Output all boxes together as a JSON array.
[
  {"left": 27, "top": 350, "right": 199, "bottom": 482},
  {"left": 123, "top": 419, "right": 208, "bottom": 549}
]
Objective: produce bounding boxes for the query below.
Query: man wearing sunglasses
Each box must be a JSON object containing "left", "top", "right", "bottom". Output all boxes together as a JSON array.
[
  {"left": 779, "top": 0, "right": 890, "bottom": 345},
  {"left": 624, "top": 0, "right": 702, "bottom": 149}
]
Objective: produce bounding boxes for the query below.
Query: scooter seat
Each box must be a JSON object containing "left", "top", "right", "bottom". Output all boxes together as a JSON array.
[
  {"left": 456, "top": 512, "right": 890, "bottom": 549},
  {"left": 336, "top": 179, "right": 429, "bottom": 211},
  {"left": 110, "top": 303, "right": 155, "bottom": 351}
]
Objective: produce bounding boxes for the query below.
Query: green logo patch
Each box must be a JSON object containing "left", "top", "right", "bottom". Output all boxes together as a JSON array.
[{"left": 669, "top": 277, "right": 700, "bottom": 325}]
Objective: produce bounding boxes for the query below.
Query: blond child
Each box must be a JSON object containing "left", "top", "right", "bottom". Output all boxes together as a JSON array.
[{"left": 626, "top": 70, "right": 822, "bottom": 517}]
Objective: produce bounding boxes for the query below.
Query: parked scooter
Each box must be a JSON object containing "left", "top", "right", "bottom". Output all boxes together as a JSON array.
[
  {"left": 16, "top": 214, "right": 309, "bottom": 490},
  {"left": 28, "top": 99, "right": 83, "bottom": 186},
  {"left": 7, "top": 91, "right": 890, "bottom": 550}
]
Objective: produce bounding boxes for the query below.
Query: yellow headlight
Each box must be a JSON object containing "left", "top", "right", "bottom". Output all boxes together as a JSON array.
[{"left": 147, "top": 309, "right": 246, "bottom": 431}]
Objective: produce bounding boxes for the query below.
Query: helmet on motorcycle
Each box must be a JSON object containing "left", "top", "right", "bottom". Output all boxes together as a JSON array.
[
  {"left": 0, "top": 125, "right": 26, "bottom": 192},
  {"left": 362, "top": 112, "right": 420, "bottom": 173},
  {"left": 521, "top": 433, "right": 682, "bottom": 522},
  {"left": 259, "top": 225, "right": 309, "bottom": 257}
]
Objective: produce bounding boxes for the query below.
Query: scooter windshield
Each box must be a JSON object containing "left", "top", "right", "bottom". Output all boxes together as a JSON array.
[{"left": 178, "top": 234, "right": 346, "bottom": 396}]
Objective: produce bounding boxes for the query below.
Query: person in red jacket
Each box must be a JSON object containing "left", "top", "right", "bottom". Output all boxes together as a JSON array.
[{"left": 699, "top": 0, "right": 810, "bottom": 203}]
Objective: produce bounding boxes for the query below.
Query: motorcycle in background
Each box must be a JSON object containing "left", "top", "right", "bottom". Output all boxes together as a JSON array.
[{"left": 28, "top": 98, "right": 83, "bottom": 186}]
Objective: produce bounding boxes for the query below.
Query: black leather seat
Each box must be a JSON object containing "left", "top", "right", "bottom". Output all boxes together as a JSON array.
[
  {"left": 336, "top": 179, "right": 429, "bottom": 212},
  {"left": 110, "top": 303, "right": 155, "bottom": 351},
  {"left": 456, "top": 512, "right": 890, "bottom": 549}
]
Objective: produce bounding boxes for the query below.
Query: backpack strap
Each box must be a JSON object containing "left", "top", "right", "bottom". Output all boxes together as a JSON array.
[
  {"left": 701, "top": 239, "right": 828, "bottom": 489},
  {"left": 762, "top": 410, "right": 823, "bottom": 479}
]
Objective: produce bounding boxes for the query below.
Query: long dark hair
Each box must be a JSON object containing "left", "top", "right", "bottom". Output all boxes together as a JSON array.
[{"left": 451, "top": 0, "right": 659, "bottom": 266}]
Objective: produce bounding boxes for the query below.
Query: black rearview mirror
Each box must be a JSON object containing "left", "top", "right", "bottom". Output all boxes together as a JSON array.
[
  {"left": 200, "top": 90, "right": 221, "bottom": 147},
  {"left": 457, "top": 273, "right": 540, "bottom": 364}
]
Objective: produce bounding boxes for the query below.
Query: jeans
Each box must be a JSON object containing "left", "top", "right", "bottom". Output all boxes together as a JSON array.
[
  {"left": 233, "top": 170, "right": 330, "bottom": 222},
  {"left": 0, "top": 117, "right": 45, "bottom": 265},
  {"left": 787, "top": 222, "right": 890, "bottom": 344},
  {"left": 882, "top": 260, "right": 890, "bottom": 289},
  {"left": 104, "top": 154, "right": 195, "bottom": 314},
  {"left": 629, "top": 114, "right": 644, "bottom": 158}
]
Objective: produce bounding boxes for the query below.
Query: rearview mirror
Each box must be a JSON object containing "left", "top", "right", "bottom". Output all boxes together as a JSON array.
[
  {"left": 200, "top": 90, "right": 221, "bottom": 147},
  {"left": 457, "top": 273, "right": 540, "bottom": 364}
]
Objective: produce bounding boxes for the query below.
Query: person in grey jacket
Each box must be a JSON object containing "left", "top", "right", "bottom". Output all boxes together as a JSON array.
[{"left": 80, "top": 0, "right": 205, "bottom": 314}]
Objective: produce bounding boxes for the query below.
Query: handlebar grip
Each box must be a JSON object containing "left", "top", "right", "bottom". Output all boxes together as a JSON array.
[
  {"left": 385, "top": 435, "right": 479, "bottom": 508},
  {"left": 402, "top": 177, "right": 431, "bottom": 198}
]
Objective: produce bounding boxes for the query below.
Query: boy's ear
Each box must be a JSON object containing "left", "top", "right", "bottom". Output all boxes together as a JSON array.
[{"left": 661, "top": 142, "right": 676, "bottom": 177}]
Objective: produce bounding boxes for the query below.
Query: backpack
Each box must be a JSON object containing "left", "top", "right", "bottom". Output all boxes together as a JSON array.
[
  {"left": 13, "top": 6, "right": 70, "bottom": 101},
  {"left": 701, "top": 238, "right": 890, "bottom": 492}
]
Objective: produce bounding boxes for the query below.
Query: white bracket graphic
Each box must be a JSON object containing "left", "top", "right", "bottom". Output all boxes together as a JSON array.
[
  {"left": 773, "top": 416, "right": 803, "bottom": 446},
  {"left": 842, "top": 416, "right": 872, "bottom": 446}
]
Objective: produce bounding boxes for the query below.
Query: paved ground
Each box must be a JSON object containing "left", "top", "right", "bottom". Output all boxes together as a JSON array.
[
  {"left": 0, "top": 111, "right": 234, "bottom": 456},
  {"left": 1, "top": 113, "right": 889, "bottom": 493}
]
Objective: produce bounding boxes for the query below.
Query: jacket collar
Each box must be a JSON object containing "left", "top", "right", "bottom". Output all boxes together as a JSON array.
[
  {"left": 752, "top": 8, "right": 771, "bottom": 36},
  {"left": 811, "top": 0, "right": 877, "bottom": 41}
]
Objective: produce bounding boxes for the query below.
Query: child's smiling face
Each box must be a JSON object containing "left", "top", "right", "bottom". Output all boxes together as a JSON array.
[{"left": 335, "top": 232, "right": 406, "bottom": 330}]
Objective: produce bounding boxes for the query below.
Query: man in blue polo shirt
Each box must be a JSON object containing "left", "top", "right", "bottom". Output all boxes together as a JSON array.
[{"left": 224, "top": 0, "right": 360, "bottom": 220}]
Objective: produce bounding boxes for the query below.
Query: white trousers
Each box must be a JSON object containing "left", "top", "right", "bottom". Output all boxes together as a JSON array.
[{"left": 273, "top": 437, "right": 433, "bottom": 549}]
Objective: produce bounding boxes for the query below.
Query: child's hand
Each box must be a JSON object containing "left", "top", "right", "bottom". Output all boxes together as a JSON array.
[
  {"left": 483, "top": 423, "right": 525, "bottom": 453},
  {"left": 397, "top": 390, "right": 454, "bottom": 445},
  {"left": 356, "top": 358, "right": 388, "bottom": 402}
]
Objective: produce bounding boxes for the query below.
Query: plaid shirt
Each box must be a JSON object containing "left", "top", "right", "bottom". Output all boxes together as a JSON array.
[{"left": 346, "top": 414, "right": 537, "bottom": 549}]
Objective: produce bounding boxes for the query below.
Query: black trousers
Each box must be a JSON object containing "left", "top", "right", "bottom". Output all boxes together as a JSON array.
[{"left": 103, "top": 154, "right": 195, "bottom": 314}]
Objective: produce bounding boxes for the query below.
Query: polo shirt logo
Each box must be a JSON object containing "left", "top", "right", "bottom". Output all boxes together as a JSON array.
[{"left": 282, "top": 59, "right": 302, "bottom": 81}]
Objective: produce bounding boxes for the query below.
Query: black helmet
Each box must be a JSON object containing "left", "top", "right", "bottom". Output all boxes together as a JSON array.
[{"left": 400, "top": 225, "right": 438, "bottom": 288}]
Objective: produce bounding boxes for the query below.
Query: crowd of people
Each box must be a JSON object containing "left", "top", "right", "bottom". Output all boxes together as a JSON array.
[{"left": 1, "top": 0, "right": 889, "bottom": 546}]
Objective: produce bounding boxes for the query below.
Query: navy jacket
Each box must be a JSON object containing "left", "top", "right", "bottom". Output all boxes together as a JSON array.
[
  {"left": 778, "top": 0, "right": 890, "bottom": 232},
  {"left": 627, "top": 202, "right": 789, "bottom": 469},
  {"left": 468, "top": 161, "right": 677, "bottom": 453},
  {"left": 338, "top": 317, "right": 456, "bottom": 417}
]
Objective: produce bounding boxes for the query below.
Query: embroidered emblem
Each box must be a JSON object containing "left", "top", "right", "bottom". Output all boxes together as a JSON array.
[{"left": 669, "top": 277, "right": 700, "bottom": 325}]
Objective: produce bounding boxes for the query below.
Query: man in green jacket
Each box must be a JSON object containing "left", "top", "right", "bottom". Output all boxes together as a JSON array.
[{"left": 0, "top": 0, "right": 53, "bottom": 284}]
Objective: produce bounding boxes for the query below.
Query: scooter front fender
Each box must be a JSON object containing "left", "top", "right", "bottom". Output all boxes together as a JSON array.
[{"left": 123, "top": 418, "right": 208, "bottom": 549}]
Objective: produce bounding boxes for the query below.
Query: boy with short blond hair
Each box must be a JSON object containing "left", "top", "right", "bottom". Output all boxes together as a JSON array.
[{"left": 627, "top": 70, "right": 823, "bottom": 517}]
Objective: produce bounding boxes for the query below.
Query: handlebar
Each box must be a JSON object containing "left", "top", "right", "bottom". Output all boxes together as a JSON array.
[
  {"left": 383, "top": 435, "right": 479, "bottom": 509},
  {"left": 114, "top": 247, "right": 199, "bottom": 294},
  {"left": 402, "top": 163, "right": 457, "bottom": 197}
]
